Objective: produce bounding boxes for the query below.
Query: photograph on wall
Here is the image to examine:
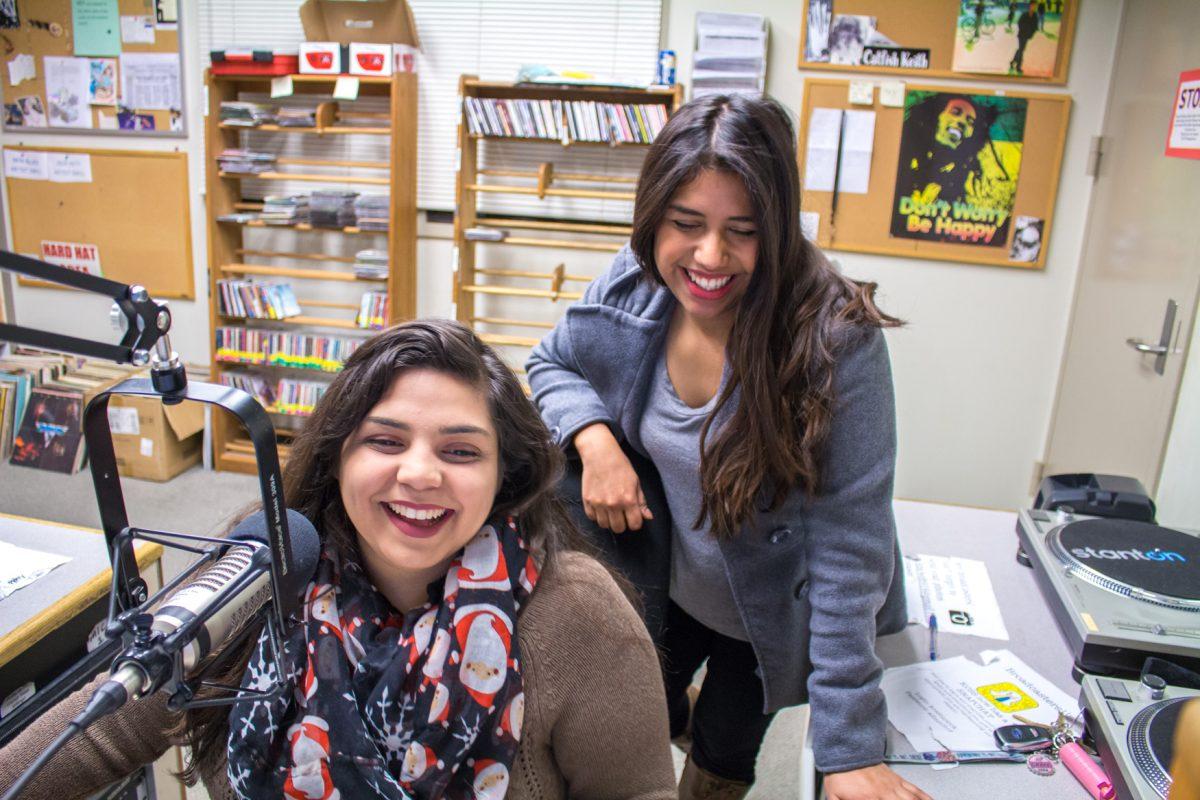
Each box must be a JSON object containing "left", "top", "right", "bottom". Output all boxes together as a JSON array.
[
  {"left": 0, "top": 0, "right": 18, "bottom": 29},
  {"left": 804, "top": 0, "right": 833, "bottom": 62},
  {"left": 952, "top": 0, "right": 1065, "bottom": 77},
  {"left": 4, "top": 103, "right": 22, "bottom": 126},
  {"left": 890, "top": 90, "right": 1028, "bottom": 247},
  {"left": 1009, "top": 215, "right": 1044, "bottom": 261},
  {"left": 17, "top": 95, "right": 46, "bottom": 126},
  {"left": 89, "top": 58, "right": 117, "bottom": 105}
]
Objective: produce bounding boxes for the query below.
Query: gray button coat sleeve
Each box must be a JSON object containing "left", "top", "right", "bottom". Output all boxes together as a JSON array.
[
  {"left": 803, "top": 326, "right": 898, "bottom": 773},
  {"left": 526, "top": 261, "right": 624, "bottom": 448}
]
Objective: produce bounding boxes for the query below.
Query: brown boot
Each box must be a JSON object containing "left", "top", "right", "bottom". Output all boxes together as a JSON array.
[
  {"left": 671, "top": 684, "right": 702, "bottom": 752},
  {"left": 677, "top": 755, "right": 751, "bottom": 800}
]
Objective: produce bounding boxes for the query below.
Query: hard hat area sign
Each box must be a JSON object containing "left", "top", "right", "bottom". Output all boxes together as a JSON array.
[{"left": 39, "top": 240, "right": 103, "bottom": 276}]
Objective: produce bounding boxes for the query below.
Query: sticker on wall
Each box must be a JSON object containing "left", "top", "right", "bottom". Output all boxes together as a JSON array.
[
  {"left": 1165, "top": 68, "right": 1200, "bottom": 160},
  {"left": 1009, "top": 216, "right": 1044, "bottom": 262}
]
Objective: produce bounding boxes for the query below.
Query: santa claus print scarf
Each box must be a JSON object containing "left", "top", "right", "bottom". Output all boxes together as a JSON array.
[{"left": 226, "top": 515, "right": 539, "bottom": 799}]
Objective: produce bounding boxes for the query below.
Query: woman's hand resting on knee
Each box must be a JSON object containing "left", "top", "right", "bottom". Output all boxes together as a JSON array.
[
  {"left": 574, "top": 423, "right": 653, "bottom": 533},
  {"left": 824, "top": 763, "right": 932, "bottom": 800}
]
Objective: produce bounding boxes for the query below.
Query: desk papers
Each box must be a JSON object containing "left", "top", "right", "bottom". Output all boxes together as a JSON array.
[
  {"left": 882, "top": 649, "right": 1080, "bottom": 752},
  {"left": 0, "top": 541, "right": 70, "bottom": 599},
  {"left": 903, "top": 553, "right": 1009, "bottom": 641}
]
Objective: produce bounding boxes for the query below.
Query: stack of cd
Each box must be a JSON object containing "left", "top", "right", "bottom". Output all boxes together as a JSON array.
[
  {"left": 354, "top": 249, "right": 389, "bottom": 280},
  {"left": 261, "top": 195, "right": 310, "bottom": 225},
  {"left": 219, "top": 101, "right": 274, "bottom": 127},
  {"left": 217, "top": 149, "right": 276, "bottom": 174},
  {"left": 353, "top": 195, "right": 389, "bottom": 231},
  {"left": 276, "top": 106, "right": 317, "bottom": 127},
  {"left": 310, "top": 190, "right": 358, "bottom": 228}
]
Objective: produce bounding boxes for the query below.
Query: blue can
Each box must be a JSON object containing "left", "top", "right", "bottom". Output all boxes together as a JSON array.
[{"left": 655, "top": 49, "right": 676, "bottom": 86}]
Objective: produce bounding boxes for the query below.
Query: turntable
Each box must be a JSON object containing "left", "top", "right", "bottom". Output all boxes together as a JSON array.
[
  {"left": 1016, "top": 509, "right": 1200, "bottom": 678},
  {"left": 1081, "top": 672, "right": 1199, "bottom": 799}
]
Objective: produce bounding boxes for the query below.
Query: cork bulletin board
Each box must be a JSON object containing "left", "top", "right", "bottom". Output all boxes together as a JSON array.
[
  {"left": 798, "top": 78, "right": 1071, "bottom": 270},
  {"left": 799, "top": 0, "right": 1078, "bottom": 85},
  {"left": 1, "top": 0, "right": 185, "bottom": 136},
  {"left": 4, "top": 146, "right": 194, "bottom": 298}
]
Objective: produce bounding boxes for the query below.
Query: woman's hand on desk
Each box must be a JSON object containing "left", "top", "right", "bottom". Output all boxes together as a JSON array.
[
  {"left": 574, "top": 423, "right": 653, "bottom": 534},
  {"left": 825, "top": 763, "right": 932, "bottom": 800}
]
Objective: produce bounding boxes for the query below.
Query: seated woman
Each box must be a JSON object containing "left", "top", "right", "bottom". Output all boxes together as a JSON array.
[{"left": 0, "top": 319, "right": 676, "bottom": 800}]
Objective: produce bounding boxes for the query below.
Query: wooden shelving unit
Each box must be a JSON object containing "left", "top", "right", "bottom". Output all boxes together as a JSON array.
[
  {"left": 204, "top": 70, "right": 418, "bottom": 474},
  {"left": 452, "top": 77, "right": 683, "bottom": 374}
]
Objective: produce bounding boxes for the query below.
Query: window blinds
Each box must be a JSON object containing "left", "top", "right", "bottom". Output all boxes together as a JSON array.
[{"left": 197, "top": 0, "right": 662, "bottom": 216}]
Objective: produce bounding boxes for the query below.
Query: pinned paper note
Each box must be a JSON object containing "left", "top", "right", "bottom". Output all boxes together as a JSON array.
[
  {"left": 800, "top": 211, "right": 820, "bottom": 241},
  {"left": 119, "top": 52, "right": 181, "bottom": 110},
  {"left": 48, "top": 153, "right": 93, "bottom": 183},
  {"left": 334, "top": 76, "right": 360, "bottom": 101},
  {"left": 271, "top": 75, "right": 294, "bottom": 99},
  {"left": 72, "top": 0, "right": 122, "bottom": 57},
  {"left": 849, "top": 80, "right": 874, "bottom": 105},
  {"left": 4, "top": 149, "right": 49, "bottom": 180},
  {"left": 837, "top": 110, "right": 876, "bottom": 194},
  {"left": 7, "top": 54, "right": 36, "bottom": 86},
  {"left": 89, "top": 58, "right": 117, "bottom": 105},
  {"left": 880, "top": 81, "right": 906, "bottom": 108},
  {"left": 803, "top": 107, "right": 842, "bottom": 192},
  {"left": 120, "top": 15, "right": 155, "bottom": 44},
  {"left": 45, "top": 56, "right": 93, "bottom": 128}
]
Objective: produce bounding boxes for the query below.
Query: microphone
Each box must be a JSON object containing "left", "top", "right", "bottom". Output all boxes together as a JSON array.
[{"left": 78, "top": 509, "right": 321, "bottom": 726}]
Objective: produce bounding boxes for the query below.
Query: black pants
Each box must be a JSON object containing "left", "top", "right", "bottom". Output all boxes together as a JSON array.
[
  {"left": 562, "top": 444, "right": 774, "bottom": 783},
  {"left": 663, "top": 601, "right": 776, "bottom": 784},
  {"left": 560, "top": 441, "right": 672, "bottom": 646}
]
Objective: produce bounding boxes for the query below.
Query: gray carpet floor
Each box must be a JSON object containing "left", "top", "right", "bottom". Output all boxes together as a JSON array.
[{"left": 0, "top": 460, "right": 806, "bottom": 798}]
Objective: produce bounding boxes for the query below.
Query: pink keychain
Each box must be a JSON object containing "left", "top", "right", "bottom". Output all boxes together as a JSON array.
[{"left": 1058, "top": 737, "right": 1115, "bottom": 800}]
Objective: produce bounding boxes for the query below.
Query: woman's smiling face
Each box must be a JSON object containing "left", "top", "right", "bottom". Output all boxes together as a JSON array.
[
  {"left": 653, "top": 168, "right": 758, "bottom": 326},
  {"left": 338, "top": 368, "right": 500, "bottom": 600}
]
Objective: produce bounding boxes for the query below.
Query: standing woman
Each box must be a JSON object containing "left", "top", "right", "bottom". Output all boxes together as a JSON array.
[
  {"left": 1, "top": 320, "right": 675, "bottom": 800},
  {"left": 527, "top": 95, "right": 927, "bottom": 800}
]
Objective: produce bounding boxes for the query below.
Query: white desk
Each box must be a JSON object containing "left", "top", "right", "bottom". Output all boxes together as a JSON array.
[{"left": 802, "top": 500, "right": 1092, "bottom": 800}]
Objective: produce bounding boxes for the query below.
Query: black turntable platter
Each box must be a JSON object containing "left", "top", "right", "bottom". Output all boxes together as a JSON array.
[
  {"left": 1126, "top": 698, "right": 1185, "bottom": 798},
  {"left": 1047, "top": 519, "right": 1200, "bottom": 607}
]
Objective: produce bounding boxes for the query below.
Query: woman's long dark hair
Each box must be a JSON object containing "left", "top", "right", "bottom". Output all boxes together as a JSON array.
[
  {"left": 179, "top": 319, "right": 589, "bottom": 782},
  {"left": 630, "top": 94, "right": 900, "bottom": 539}
]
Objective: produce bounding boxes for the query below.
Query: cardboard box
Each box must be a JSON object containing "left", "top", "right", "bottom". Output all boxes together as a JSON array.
[
  {"left": 105, "top": 396, "right": 205, "bottom": 482},
  {"left": 300, "top": 42, "right": 344, "bottom": 75},
  {"left": 299, "top": 0, "right": 420, "bottom": 47},
  {"left": 300, "top": 0, "right": 420, "bottom": 74}
]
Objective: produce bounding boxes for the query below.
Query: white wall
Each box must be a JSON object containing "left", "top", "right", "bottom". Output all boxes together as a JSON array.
[
  {"left": 2, "top": 1, "right": 1127, "bottom": 511},
  {"left": 660, "top": 0, "right": 1125, "bottom": 510}
]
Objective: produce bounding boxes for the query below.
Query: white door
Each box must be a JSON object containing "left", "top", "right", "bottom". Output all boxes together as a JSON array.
[{"left": 1042, "top": 0, "right": 1200, "bottom": 495}]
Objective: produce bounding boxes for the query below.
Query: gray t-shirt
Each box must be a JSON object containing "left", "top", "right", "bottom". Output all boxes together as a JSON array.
[{"left": 638, "top": 353, "right": 749, "bottom": 641}]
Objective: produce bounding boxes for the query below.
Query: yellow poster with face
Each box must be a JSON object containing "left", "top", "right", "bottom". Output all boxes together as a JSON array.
[{"left": 890, "top": 90, "right": 1028, "bottom": 248}]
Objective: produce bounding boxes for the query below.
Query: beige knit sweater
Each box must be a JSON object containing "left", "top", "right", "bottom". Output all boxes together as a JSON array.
[{"left": 0, "top": 552, "right": 676, "bottom": 800}]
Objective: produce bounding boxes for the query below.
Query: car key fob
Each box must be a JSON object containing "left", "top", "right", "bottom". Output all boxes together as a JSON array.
[{"left": 993, "top": 724, "right": 1054, "bottom": 753}]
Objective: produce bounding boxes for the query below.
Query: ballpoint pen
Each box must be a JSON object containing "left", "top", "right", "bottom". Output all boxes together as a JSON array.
[{"left": 929, "top": 613, "right": 939, "bottom": 661}]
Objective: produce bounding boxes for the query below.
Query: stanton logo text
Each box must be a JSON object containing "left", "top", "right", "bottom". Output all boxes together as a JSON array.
[{"left": 1071, "top": 547, "right": 1187, "bottom": 563}]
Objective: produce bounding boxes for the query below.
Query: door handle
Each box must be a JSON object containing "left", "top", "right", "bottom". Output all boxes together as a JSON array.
[
  {"left": 1125, "top": 339, "right": 1168, "bottom": 355},
  {"left": 1125, "top": 299, "right": 1177, "bottom": 376}
]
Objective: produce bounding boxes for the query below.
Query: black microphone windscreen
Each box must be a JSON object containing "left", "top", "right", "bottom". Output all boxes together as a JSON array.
[{"left": 227, "top": 509, "right": 321, "bottom": 599}]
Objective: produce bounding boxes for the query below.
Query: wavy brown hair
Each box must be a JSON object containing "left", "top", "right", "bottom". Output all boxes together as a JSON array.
[
  {"left": 179, "top": 319, "right": 594, "bottom": 783},
  {"left": 630, "top": 94, "right": 900, "bottom": 539}
]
